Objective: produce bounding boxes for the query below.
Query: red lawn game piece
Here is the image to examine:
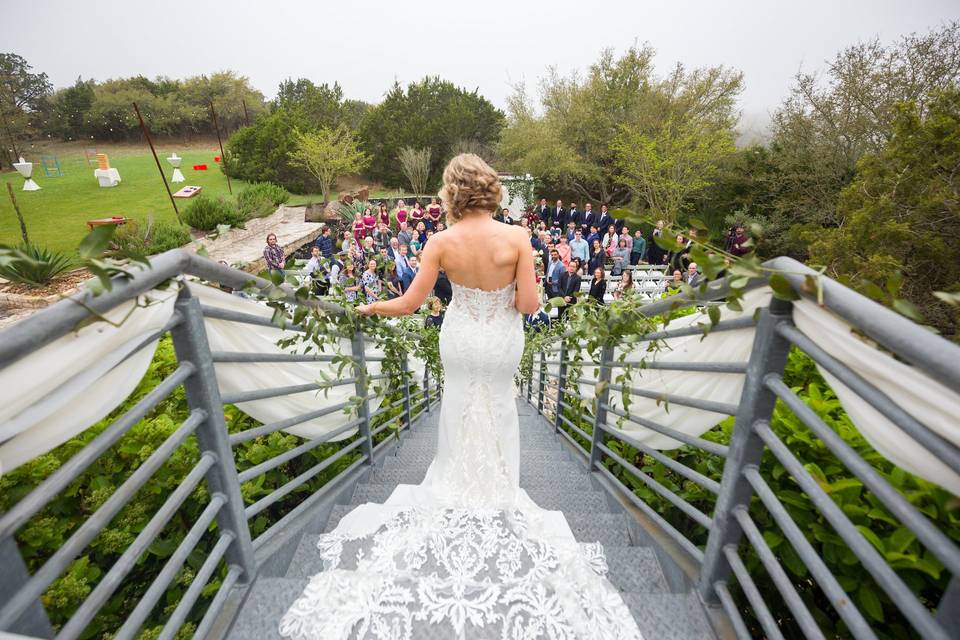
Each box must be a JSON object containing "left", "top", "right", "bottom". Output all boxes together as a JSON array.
[{"left": 193, "top": 164, "right": 208, "bottom": 170}]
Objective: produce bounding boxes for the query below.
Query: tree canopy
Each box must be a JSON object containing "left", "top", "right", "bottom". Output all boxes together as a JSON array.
[{"left": 358, "top": 77, "right": 504, "bottom": 189}]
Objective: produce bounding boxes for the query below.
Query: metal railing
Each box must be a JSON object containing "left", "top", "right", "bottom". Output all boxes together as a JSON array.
[
  {"left": 524, "top": 256, "right": 960, "bottom": 639},
  {"left": 0, "top": 250, "right": 440, "bottom": 639}
]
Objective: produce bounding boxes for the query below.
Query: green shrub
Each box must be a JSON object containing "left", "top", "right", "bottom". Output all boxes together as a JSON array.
[
  {"left": 0, "top": 243, "right": 76, "bottom": 287},
  {"left": 236, "top": 182, "right": 290, "bottom": 219},
  {"left": 181, "top": 195, "right": 245, "bottom": 231},
  {"left": 110, "top": 219, "right": 192, "bottom": 257}
]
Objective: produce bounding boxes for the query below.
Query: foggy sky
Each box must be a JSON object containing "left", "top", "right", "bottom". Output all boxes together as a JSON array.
[{"left": 4, "top": 0, "right": 959, "bottom": 137}]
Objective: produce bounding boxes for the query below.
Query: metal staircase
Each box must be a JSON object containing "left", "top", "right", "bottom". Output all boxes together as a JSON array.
[{"left": 226, "top": 400, "right": 717, "bottom": 640}]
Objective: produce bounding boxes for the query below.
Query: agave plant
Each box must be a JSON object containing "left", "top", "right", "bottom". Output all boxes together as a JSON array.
[
  {"left": 0, "top": 243, "right": 77, "bottom": 288},
  {"left": 336, "top": 199, "right": 369, "bottom": 225}
]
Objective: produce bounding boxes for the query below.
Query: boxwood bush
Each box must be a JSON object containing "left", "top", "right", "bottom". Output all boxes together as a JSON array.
[
  {"left": 181, "top": 196, "right": 245, "bottom": 231},
  {"left": 236, "top": 182, "right": 291, "bottom": 220}
]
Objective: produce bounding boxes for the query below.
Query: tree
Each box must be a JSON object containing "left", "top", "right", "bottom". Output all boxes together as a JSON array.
[
  {"left": 0, "top": 53, "right": 52, "bottom": 165},
  {"left": 43, "top": 77, "right": 96, "bottom": 140},
  {"left": 808, "top": 89, "right": 960, "bottom": 337},
  {"left": 765, "top": 22, "right": 960, "bottom": 255},
  {"left": 289, "top": 125, "right": 370, "bottom": 203},
  {"left": 359, "top": 77, "right": 504, "bottom": 188},
  {"left": 397, "top": 147, "right": 432, "bottom": 195},
  {"left": 498, "top": 45, "right": 742, "bottom": 206},
  {"left": 178, "top": 71, "right": 265, "bottom": 133},
  {"left": 612, "top": 114, "right": 735, "bottom": 224}
]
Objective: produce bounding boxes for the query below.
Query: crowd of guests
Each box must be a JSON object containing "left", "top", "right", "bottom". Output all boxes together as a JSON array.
[{"left": 261, "top": 197, "right": 750, "bottom": 328}]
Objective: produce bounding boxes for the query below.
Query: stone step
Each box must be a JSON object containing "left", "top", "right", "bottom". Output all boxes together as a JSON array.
[{"left": 620, "top": 591, "right": 718, "bottom": 639}]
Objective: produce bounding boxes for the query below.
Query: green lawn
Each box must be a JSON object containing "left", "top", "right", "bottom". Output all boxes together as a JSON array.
[{"left": 0, "top": 143, "right": 409, "bottom": 253}]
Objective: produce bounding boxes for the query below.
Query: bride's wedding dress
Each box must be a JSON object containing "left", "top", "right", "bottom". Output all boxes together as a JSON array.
[{"left": 279, "top": 282, "right": 643, "bottom": 639}]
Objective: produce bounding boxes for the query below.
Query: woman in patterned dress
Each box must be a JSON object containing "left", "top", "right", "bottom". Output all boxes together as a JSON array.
[{"left": 361, "top": 259, "right": 382, "bottom": 304}]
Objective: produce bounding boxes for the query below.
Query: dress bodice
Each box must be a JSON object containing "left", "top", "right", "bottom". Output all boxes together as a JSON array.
[{"left": 446, "top": 281, "right": 518, "bottom": 325}]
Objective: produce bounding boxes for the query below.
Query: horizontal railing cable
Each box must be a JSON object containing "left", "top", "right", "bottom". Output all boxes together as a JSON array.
[
  {"left": 237, "top": 418, "right": 364, "bottom": 483},
  {"left": 245, "top": 438, "right": 366, "bottom": 519},
  {"left": 229, "top": 400, "right": 354, "bottom": 445},
  {"left": 210, "top": 351, "right": 337, "bottom": 363},
  {"left": 778, "top": 323, "right": 960, "bottom": 473},
  {"left": 742, "top": 467, "right": 878, "bottom": 639},
  {"left": 602, "top": 403, "right": 729, "bottom": 457},
  {"left": 754, "top": 420, "right": 950, "bottom": 639},
  {"left": 0, "top": 367, "right": 197, "bottom": 538},
  {"left": 765, "top": 376, "right": 960, "bottom": 575},
  {"left": 221, "top": 378, "right": 359, "bottom": 405},
  {"left": 0, "top": 420, "right": 209, "bottom": 629},
  {"left": 607, "top": 382, "right": 738, "bottom": 416},
  {"left": 155, "top": 532, "right": 235, "bottom": 640},
  {"left": 604, "top": 360, "right": 748, "bottom": 374},
  {"left": 595, "top": 442, "right": 712, "bottom": 529},
  {"left": 199, "top": 305, "right": 306, "bottom": 333}
]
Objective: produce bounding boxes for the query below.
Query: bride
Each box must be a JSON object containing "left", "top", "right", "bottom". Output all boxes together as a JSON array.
[{"left": 278, "top": 155, "right": 643, "bottom": 639}]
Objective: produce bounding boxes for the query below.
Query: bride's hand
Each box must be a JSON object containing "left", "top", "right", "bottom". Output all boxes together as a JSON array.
[{"left": 357, "top": 303, "right": 376, "bottom": 316}]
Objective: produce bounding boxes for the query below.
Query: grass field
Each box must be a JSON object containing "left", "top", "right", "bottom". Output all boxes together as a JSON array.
[{"left": 0, "top": 140, "right": 406, "bottom": 253}]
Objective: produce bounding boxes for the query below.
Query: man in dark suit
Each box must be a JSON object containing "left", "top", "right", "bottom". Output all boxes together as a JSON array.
[
  {"left": 551, "top": 199, "right": 566, "bottom": 231},
  {"left": 526, "top": 309, "right": 551, "bottom": 331},
  {"left": 596, "top": 204, "right": 613, "bottom": 236},
  {"left": 433, "top": 269, "right": 453, "bottom": 304},
  {"left": 557, "top": 261, "right": 582, "bottom": 319},
  {"left": 580, "top": 203, "right": 596, "bottom": 234},
  {"left": 535, "top": 198, "right": 550, "bottom": 223},
  {"left": 567, "top": 202, "right": 579, "bottom": 230}
]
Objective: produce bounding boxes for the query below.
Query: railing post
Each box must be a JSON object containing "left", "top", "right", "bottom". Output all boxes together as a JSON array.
[
  {"left": 554, "top": 342, "right": 568, "bottom": 433},
  {"left": 589, "top": 344, "right": 615, "bottom": 471},
  {"left": 697, "top": 297, "right": 794, "bottom": 604},
  {"left": 351, "top": 332, "right": 374, "bottom": 464},
  {"left": 169, "top": 289, "right": 257, "bottom": 585},
  {"left": 0, "top": 535, "right": 54, "bottom": 637},
  {"left": 537, "top": 350, "right": 547, "bottom": 414},
  {"left": 400, "top": 351, "right": 413, "bottom": 433},
  {"left": 423, "top": 366, "right": 431, "bottom": 413}
]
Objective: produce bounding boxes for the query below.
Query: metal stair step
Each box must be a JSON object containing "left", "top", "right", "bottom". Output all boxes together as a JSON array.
[
  {"left": 370, "top": 463, "right": 593, "bottom": 491},
  {"left": 227, "top": 577, "right": 308, "bottom": 640},
  {"left": 524, "top": 488, "right": 612, "bottom": 513},
  {"left": 316, "top": 503, "right": 355, "bottom": 533},
  {"left": 349, "top": 482, "right": 395, "bottom": 504},
  {"left": 565, "top": 512, "right": 633, "bottom": 546},
  {"left": 620, "top": 591, "right": 717, "bottom": 639},
  {"left": 604, "top": 545, "right": 670, "bottom": 594},
  {"left": 285, "top": 534, "right": 327, "bottom": 579}
]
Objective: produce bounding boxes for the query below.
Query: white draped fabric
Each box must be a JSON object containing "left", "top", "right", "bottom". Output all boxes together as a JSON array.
[
  {"left": 550, "top": 288, "right": 960, "bottom": 495},
  {"left": 0, "top": 282, "right": 425, "bottom": 476}
]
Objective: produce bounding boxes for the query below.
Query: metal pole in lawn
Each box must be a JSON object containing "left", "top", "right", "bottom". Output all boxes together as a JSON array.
[
  {"left": 209, "top": 101, "right": 232, "bottom": 195},
  {"left": 133, "top": 102, "right": 182, "bottom": 225}
]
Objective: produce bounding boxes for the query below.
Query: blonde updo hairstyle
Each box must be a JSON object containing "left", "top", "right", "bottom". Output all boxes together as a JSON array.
[{"left": 438, "top": 153, "right": 502, "bottom": 222}]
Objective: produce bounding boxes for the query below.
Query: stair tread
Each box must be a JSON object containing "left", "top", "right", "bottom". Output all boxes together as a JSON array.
[
  {"left": 620, "top": 591, "right": 717, "bottom": 639},
  {"left": 228, "top": 577, "right": 308, "bottom": 640}
]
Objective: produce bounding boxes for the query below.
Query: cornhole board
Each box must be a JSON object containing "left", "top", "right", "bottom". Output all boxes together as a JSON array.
[
  {"left": 87, "top": 216, "right": 129, "bottom": 230},
  {"left": 173, "top": 185, "right": 202, "bottom": 198}
]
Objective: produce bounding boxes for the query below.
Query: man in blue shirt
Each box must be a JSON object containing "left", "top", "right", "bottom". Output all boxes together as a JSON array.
[
  {"left": 569, "top": 230, "right": 589, "bottom": 264},
  {"left": 545, "top": 248, "right": 565, "bottom": 298}
]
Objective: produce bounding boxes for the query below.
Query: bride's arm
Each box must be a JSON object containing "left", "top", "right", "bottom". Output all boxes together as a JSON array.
[
  {"left": 514, "top": 230, "right": 540, "bottom": 315},
  {"left": 357, "top": 238, "right": 442, "bottom": 317}
]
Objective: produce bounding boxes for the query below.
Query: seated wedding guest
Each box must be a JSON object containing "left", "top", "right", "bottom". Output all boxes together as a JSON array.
[
  {"left": 424, "top": 229, "right": 435, "bottom": 246},
  {"left": 263, "top": 233, "right": 285, "bottom": 277},
  {"left": 570, "top": 257, "right": 584, "bottom": 276},
  {"left": 569, "top": 229, "right": 589, "bottom": 264},
  {"left": 433, "top": 268, "right": 452, "bottom": 304},
  {"left": 396, "top": 244, "right": 414, "bottom": 290},
  {"left": 557, "top": 260, "right": 581, "bottom": 318},
  {"left": 631, "top": 230, "right": 647, "bottom": 265},
  {"left": 361, "top": 259, "right": 382, "bottom": 304},
  {"left": 352, "top": 211, "right": 366, "bottom": 243},
  {"left": 362, "top": 207, "right": 376, "bottom": 236},
  {"left": 588, "top": 239, "right": 605, "bottom": 274},
  {"left": 566, "top": 221, "right": 578, "bottom": 241},
  {"left": 620, "top": 225, "right": 633, "bottom": 252},
  {"left": 613, "top": 268, "right": 634, "bottom": 300},
  {"left": 397, "top": 221, "right": 413, "bottom": 247},
  {"left": 611, "top": 237, "right": 630, "bottom": 276},
  {"left": 406, "top": 255, "right": 420, "bottom": 284},
  {"left": 327, "top": 252, "right": 344, "bottom": 289},
  {"left": 555, "top": 234, "right": 572, "bottom": 265},
  {"left": 387, "top": 237, "right": 401, "bottom": 259},
  {"left": 341, "top": 230, "right": 357, "bottom": 256},
  {"left": 525, "top": 306, "right": 551, "bottom": 331},
  {"left": 394, "top": 199, "right": 408, "bottom": 227},
  {"left": 589, "top": 267, "right": 607, "bottom": 304},
  {"left": 435, "top": 221, "right": 446, "bottom": 233},
  {"left": 425, "top": 296, "right": 444, "bottom": 328},
  {"left": 301, "top": 245, "right": 328, "bottom": 294},
  {"left": 363, "top": 235, "right": 376, "bottom": 258},
  {"left": 426, "top": 197, "right": 442, "bottom": 230},
  {"left": 374, "top": 222, "right": 392, "bottom": 251},
  {"left": 385, "top": 264, "right": 403, "bottom": 299},
  {"left": 340, "top": 261, "right": 362, "bottom": 304},
  {"left": 315, "top": 225, "right": 334, "bottom": 258},
  {"left": 668, "top": 269, "right": 684, "bottom": 292},
  {"left": 685, "top": 262, "right": 702, "bottom": 287},
  {"left": 493, "top": 208, "right": 506, "bottom": 224},
  {"left": 415, "top": 221, "right": 428, "bottom": 245}
]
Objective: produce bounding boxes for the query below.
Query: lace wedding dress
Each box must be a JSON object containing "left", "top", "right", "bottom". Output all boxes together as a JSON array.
[{"left": 279, "top": 282, "right": 643, "bottom": 639}]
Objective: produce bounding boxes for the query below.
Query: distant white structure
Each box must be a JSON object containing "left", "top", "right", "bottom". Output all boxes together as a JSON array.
[
  {"left": 13, "top": 157, "right": 40, "bottom": 191},
  {"left": 167, "top": 153, "right": 185, "bottom": 183},
  {"left": 498, "top": 173, "right": 534, "bottom": 221}
]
